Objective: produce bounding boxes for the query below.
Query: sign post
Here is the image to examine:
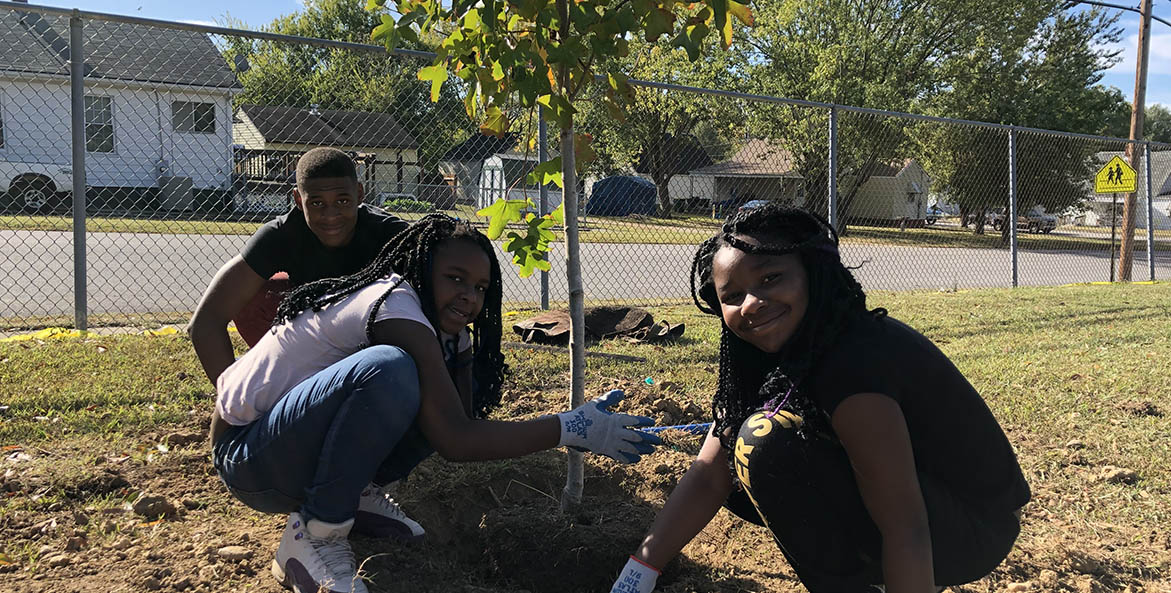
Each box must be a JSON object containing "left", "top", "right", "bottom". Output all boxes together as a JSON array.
[{"left": 1094, "top": 155, "right": 1138, "bottom": 282}]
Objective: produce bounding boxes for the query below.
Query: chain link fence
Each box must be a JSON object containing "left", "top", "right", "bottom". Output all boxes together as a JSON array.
[{"left": 1, "top": 5, "right": 1168, "bottom": 333}]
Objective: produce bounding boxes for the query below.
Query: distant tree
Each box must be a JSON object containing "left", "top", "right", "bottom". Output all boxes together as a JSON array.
[
  {"left": 219, "top": 0, "right": 474, "bottom": 177},
  {"left": 1146, "top": 104, "right": 1171, "bottom": 144},
  {"left": 577, "top": 40, "right": 747, "bottom": 215},
  {"left": 741, "top": 0, "right": 1053, "bottom": 231},
  {"left": 918, "top": 6, "right": 1123, "bottom": 239}
]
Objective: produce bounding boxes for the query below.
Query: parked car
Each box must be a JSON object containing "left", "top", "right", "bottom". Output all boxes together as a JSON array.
[
  {"left": 0, "top": 161, "right": 73, "bottom": 213},
  {"left": 738, "top": 199, "right": 772, "bottom": 212},
  {"left": 980, "top": 208, "right": 1057, "bottom": 234},
  {"left": 925, "top": 205, "right": 945, "bottom": 225},
  {"left": 1018, "top": 212, "right": 1057, "bottom": 234}
]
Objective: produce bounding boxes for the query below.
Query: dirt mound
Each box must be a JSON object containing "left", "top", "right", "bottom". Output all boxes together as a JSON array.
[{"left": 2, "top": 386, "right": 1170, "bottom": 593}]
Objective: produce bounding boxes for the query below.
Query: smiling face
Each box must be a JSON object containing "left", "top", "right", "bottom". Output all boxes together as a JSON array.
[
  {"left": 293, "top": 176, "right": 364, "bottom": 248},
  {"left": 430, "top": 238, "right": 493, "bottom": 335},
  {"left": 711, "top": 237, "right": 810, "bottom": 354}
]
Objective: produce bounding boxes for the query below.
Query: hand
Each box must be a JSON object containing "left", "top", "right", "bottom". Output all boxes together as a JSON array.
[
  {"left": 557, "top": 390, "right": 661, "bottom": 463},
  {"left": 610, "top": 556, "right": 659, "bottom": 593}
]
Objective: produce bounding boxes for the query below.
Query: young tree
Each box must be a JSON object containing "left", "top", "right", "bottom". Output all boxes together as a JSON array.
[{"left": 367, "top": 0, "right": 751, "bottom": 508}]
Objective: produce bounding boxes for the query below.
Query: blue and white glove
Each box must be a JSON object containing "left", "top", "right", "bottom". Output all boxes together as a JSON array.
[
  {"left": 557, "top": 390, "right": 661, "bottom": 463},
  {"left": 610, "top": 556, "right": 660, "bottom": 593}
]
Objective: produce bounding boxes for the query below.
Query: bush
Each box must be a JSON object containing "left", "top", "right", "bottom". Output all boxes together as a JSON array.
[{"left": 382, "top": 198, "right": 434, "bottom": 213}]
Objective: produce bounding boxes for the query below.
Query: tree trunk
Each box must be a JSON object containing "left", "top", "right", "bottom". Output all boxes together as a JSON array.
[
  {"left": 959, "top": 205, "right": 971, "bottom": 229},
  {"left": 559, "top": 118, "right": 585, "bottom": 512},
  {"left": 834, "top": 156, "right": 880, "bottom": 236},
  {"left": 654, "top": 170, "right": 673, "bottom": 217},
  {"left": 556, "top": 1, "right": 585, "bottom": 511}
]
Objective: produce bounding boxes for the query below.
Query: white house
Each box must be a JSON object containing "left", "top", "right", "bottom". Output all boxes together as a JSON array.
[
  {"left": 683, "top": 138, "right": 930, "bottom": 223},
  {"left": 232, "top": 104, "right": 420, "bottom": 210},
  {"left": 845, "top": 159, "right": 931, "bottom": 224},
  {"left": 437, "top": 133, "right": 561, "bottom": 211},
  {"left": 0, "top": 7, "right": 239, "bottom": 212},
  {"left": 1078, "top": 151, "right": 1171, "bottom": 230}
]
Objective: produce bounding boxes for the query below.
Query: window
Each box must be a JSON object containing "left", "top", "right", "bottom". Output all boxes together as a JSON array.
[
  {"left": 85, "top": 95, "right": 113, "bottom": 153},
  {"left": 172, "top": 101, "right": 215, "bottom": 134}
]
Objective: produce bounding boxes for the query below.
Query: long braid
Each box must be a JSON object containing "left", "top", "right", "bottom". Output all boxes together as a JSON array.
[
  {"left": 690, "top": 204, "right": 885, "bottom": 456},
  {"left": 273, "top": 214, "right": 508, "bottom": 418}
]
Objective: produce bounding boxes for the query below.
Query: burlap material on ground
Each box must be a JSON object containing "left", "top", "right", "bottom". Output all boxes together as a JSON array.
[{"left": 512, "top": 306, "right": 684, "bottom": 345}]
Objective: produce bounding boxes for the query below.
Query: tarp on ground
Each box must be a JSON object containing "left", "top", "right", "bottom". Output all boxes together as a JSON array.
[{"left": 586, "top": 176, "right": 658, "bottom": 216}]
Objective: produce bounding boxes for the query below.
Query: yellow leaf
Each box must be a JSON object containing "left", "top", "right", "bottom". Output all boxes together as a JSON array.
[{"left": 728, "top": 0, "right": 754, "bottom": 26}]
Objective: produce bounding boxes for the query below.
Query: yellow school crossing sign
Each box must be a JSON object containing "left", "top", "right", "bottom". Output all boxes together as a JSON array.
[{"left": 1094, "top": 155, "right": 1137, "bottom": 194}]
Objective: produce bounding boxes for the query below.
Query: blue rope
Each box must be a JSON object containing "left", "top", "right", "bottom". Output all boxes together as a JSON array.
[{"left": 640, "top": 422, "right": 712, "bottom": 436}]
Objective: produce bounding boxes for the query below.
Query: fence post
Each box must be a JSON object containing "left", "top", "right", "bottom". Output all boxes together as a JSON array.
[
  {"left": 69, "top": 12, "right": 88, "bottom": 331},
  {"left": 1008, "top": 128, "right": 1019, "bottom": 288},
  {"left": 828, "top": 106, "right": 838, "bottom": 228},
  {"left": 1146, "top": 142, "right": 1155, "bottom": 281},
  {"left": 538, "top": 110, "right": 550, "bottom": 310}
]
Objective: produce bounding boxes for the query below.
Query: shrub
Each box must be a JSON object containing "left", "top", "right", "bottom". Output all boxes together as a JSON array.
[{"left": 382, "top": 197, "right": 434, "bottom": 213}]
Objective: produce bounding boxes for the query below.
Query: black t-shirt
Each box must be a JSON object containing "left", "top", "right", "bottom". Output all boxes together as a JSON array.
[
  {"left": 803, "top": 314, "right": 1031, "bottom": 514},
  {"left": 240, "top": 204, "right": 408, "bottom": 286}
]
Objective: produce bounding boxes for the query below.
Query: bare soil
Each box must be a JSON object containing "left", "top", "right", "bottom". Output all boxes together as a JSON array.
[{"left": 2, "top": 387, "right": 1169, "bottom": 593}]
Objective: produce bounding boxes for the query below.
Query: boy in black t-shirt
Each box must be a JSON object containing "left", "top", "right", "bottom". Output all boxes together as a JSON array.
[
  {"left": 188, "top": 147, "right": 407, "bottom": 386},
  {"left": 610, "top": 204, "right": 1029, "bottom": 593}
]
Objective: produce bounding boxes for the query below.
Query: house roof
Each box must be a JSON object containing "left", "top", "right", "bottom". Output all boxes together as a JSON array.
[
  {"left": 0, "top": 9, "right": 240, "bottom": 89},
  {"left": 688, "top": 138, "right": 801, "bottom": 178},
  {"left": 439, "top": 133, "right": 520, "bottom": 162},
  {"left": 237, "top": 104, "right": 419, "bottom": 150}
]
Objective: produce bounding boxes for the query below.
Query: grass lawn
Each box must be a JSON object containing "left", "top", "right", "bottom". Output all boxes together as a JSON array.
[
  {"left": 1, "top": 284, "right": 1169, "bottom": 592},
  {"left": 6, "top": 210, "right": 1169, "bottom": 251}
]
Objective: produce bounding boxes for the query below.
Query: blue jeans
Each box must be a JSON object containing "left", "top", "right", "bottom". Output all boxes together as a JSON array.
[{"left": 213, "top": 345, "right": 432, "bottom": 523}]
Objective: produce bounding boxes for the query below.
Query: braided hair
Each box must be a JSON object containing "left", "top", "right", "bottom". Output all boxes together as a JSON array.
[
  {"left": 690, "top": 204, "right": 885, "bottom": 452},
  {"left": 273, "top": 214, "right": 508, "bottom": 418}
]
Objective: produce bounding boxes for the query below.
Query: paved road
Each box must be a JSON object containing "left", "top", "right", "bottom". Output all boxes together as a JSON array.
[{"left": 2, "top": 229, "right": 1168, "bottom": 321}]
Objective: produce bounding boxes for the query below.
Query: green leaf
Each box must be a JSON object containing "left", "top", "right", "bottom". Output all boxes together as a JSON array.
[
  {"left": 479, "top": 106, "right": 511, "bottom": 137},
  {"left": 417, "top": 63, "right": 449, "bottom": 103},
  {"left": 672, "top": 21, "right": 710, "bottom": 61},
  {"left": 574, "top": 133, "right": 596, "bottom": 174},
  {"left": 546, "top": 202, "right": 565, "bottom": 225},
  {"left": 536, "top": 94, "right": 577, "bottom": 128},
  {"left": 475, "top": 198, "right": 533, "bottom": 239},
  {"left": 607, "top": 71, "right": 636, "bottom": 102},
  {"left": 644, "top": 8, "right": 675, "bottom": 42},
  {"left": 463, "top": 8, "right": 482, "bottom": 29},
  {"left": 371, "top": 14, "right": 397, "bottom": 46},
  {"left": 527, "top": 157, "right": 564, "bottom": 188}
]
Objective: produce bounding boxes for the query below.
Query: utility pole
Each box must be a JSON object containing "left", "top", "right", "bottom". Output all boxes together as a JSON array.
[{"left": 1117, "top": 0, "right": 1152, "bottom": 281}]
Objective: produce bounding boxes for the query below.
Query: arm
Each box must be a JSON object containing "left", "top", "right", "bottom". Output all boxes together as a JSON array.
[
  {"left": 190, "top": 256, "right": 266, "bottom": 447},
  {"left": 632, "top": 428, "right": 734, "bottom": 569},
  {"left": 454, "top": 347, "right": 474, "bottom": 415},
  {"left": 371, "top": 318, "right": 560, "bottom": 461},
  {"left": 188, "top": 255, "right": 266, "bottom": 386},
  {"left": 832, "top": 393, "right": 935, "bottom": 593}
]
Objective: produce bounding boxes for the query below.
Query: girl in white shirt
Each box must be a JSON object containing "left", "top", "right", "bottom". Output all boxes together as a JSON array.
[{"left": 210, "top": 214, "right": 659, "bottom": 593}]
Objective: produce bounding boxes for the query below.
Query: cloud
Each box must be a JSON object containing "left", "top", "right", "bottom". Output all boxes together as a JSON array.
[
  {"left": 179, "top": 19, "right": 219, "bottom": 28},
  {"left": 1105, "top": 31, "right": 1171, "bottom": 76}
]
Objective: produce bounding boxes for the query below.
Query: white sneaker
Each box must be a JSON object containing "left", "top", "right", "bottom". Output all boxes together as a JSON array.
[
  {"left": 272, "top": 512, "right": 368, "bottom": 593},
  {"left": 354, "top": 481, "right": 425, "bottom": 541}
]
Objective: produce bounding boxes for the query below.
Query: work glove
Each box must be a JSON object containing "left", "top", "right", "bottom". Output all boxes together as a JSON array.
[
  {"left": 557, "top": 390, "right": 661, "bottom": 463},
  {"left": 610, "top": 556, "right": 660, "bottom": 593}
]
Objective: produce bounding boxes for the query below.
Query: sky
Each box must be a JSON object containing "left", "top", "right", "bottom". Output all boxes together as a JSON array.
[{"left": 23, "top": 0, "right": 1171, "bottom": 108}]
